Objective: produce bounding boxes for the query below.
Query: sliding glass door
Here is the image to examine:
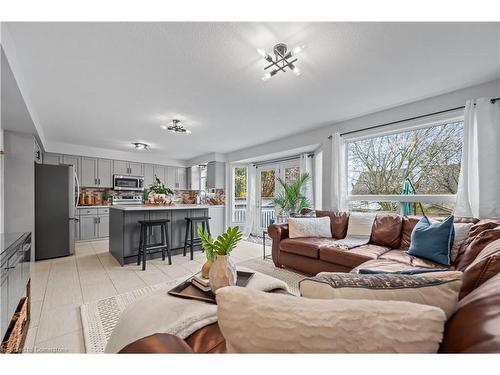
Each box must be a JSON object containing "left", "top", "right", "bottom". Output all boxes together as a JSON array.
[{"left": 253, "top": 159, "right": 301, "bottom": 234}]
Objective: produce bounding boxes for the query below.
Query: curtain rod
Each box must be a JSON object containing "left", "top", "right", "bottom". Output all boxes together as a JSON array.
[
  {"left": 330, "top": 96, "right": 500, "bottom": 138},
  {"left": 252, "top": 153, "right": 314, "bottom": 167}
]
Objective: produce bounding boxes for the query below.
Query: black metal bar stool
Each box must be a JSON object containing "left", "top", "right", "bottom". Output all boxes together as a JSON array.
[
  {"left": 137, "top": 219, "right": 171, "bottom": 271},
  {"left": 183, "top": 216, "right": 211, "bottom": 260}
]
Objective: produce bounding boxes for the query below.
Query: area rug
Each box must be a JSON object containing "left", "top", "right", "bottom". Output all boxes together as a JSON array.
[{"left": 80, "top": 259, "right": 306, "bottom": 353}]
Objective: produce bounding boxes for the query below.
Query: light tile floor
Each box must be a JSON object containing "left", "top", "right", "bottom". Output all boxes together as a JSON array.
[{"left": 24, "top": 239, "right": 264, "bottom": 354}]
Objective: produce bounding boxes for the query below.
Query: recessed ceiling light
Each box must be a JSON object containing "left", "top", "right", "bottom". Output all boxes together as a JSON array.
[
  {"left": 166, "top": 119, "right": 191, "bottom": 134},
  {"left": 132, "top": 142, "right": 149, "bottom": 150},
  {"left": 160, "top": 125, "right": 167, "bottom": 130}
]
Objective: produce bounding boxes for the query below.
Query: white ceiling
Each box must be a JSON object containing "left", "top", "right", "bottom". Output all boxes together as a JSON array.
[{"left": 4, "top": 22, "right": 500, "bottom": 161}]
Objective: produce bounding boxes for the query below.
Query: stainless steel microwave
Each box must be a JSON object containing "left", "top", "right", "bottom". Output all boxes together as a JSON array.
[{"left": 113, "top": 175, "right": 145, "bottom": 191}]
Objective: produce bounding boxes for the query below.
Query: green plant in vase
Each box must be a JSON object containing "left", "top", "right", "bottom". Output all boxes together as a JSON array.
[
  {"left": 148, "top": 175, "right": 173, "bottom": 204},
  {"left": 272, "top": 172, "right": 311, "bottom": 220},
  {"left": 197, "top": 226, "right": 242, "bottom": 291}
]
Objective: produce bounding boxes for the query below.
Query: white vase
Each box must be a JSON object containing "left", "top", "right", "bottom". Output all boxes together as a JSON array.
[{"left": 209, "top": 254, "right": 237, "bottom": 292}]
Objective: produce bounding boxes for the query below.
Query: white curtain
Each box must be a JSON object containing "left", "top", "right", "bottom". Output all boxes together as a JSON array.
[
  {"left": 454, "top": 98, "right": 500, "bottom": 218},
  {"left": 331, "top": 132, "right": 348, "bottom": 212},
  {"left": 299, "top": 153, "right": 314, "bottom": 208},
  {"left": 241, "top": 165, "right": 257, "bottom": 238}
]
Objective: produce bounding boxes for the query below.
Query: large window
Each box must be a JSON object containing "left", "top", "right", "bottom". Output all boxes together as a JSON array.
[
  {"left": 346, "top": 120, "right": 464, "bottom": 216},
  {"left": 232, "top": 167, "right": 247, "bottom": 223}
]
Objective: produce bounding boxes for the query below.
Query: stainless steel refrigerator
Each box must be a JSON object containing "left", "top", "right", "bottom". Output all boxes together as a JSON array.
[{"left": 35, "top": 163, "right": 80, "bottom": 260}]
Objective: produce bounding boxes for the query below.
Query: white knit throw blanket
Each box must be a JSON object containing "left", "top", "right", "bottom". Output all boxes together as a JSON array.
[
  {"left": 104, "top": 267, "right": 289, "bottom": 353},
  {"left": 333, "top": 213, "right": 376, "bottom": 249}
]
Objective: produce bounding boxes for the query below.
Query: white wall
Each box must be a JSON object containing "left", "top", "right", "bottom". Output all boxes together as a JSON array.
[{"left": 225, "top": 79, "right": 500, "bottom": 209}]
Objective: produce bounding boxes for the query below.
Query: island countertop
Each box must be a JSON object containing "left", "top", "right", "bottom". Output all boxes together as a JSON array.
[{"left": 110, "top": 204, "right": 223, "bottom": 211}]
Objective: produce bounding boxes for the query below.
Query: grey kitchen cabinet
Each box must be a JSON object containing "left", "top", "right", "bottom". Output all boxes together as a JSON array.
[
  {"left": 153, "top": 165, "right": 166, "bottom": 184},
  {"left": 113, "top": 160, "right": 143, "bottom": 176},
  {"left": 81, "top": 157, "right": 98, "bottom": 187},
  {"left": 207, "top": 161, "right": 225, "bottom": 189},
  {"left": 166, "top": 166, "right": 176, "bottom": 188},
  {"left": 113, "top": 160, "right": 129, "bottom": 175},
  {"left": 98, "top": 215, "right": 109, "bottom": 237},
  {"left": 143, "top": 163, "right": 155, "bottom": 187},
  {"left": 43, "top": 152, "right": 63, "bottom": 165},
  {"left": 79, "top": 215, "right": 97, "bottom": 240},
  {"left": 80, "top": 157, "right": 112, "bottom": 187},
  {"left": 74, "top": 217, "right": 80, "bottom": 241},
  {"left": 98, "top": 159, "right": 113, "bottom": 187},
  {"left": 62, "top": 155, "right": 81, "bottom": 180},
  {"left": 176, "top": 167, "right": 187, "bottom": 189}
]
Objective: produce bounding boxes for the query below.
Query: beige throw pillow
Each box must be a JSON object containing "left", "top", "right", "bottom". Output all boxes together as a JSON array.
[
  {"left": 299, "top": 271, "right": 462, "bottom": 318},
  {"left": 288, "top": 217, "right": 332, "bottom": 238},
  {"left": 216, "top": 286, "right": 446, "bottom": 353}
]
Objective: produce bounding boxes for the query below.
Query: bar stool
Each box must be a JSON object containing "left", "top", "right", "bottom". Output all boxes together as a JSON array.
[
  {"left": 137, "top": 219, "right": 171, "bottom": 271},
  {"left": 183, "top": 216, "right": 211, "bottom": 260}
]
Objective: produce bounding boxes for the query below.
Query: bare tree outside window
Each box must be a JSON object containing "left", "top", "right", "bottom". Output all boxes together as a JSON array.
[{"left": 348, "top": 121, "right": 464, "bottom": 214}]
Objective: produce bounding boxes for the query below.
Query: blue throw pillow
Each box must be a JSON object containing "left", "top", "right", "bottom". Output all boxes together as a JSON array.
[{"left": 407, "top": 216, "right": 455, "bottom": 266}]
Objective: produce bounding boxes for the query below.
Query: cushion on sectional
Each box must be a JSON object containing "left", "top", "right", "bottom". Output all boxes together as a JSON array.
[
  {"left": 459, "top": 238, "right": 500, "bottom": 299},
  {"left": 288, "top": 217, "right": 332, "bottom": 238},
  {"left": 319, "top": 244, "right": 389, "bottom": 269},
  {"left": 279, "top": 237, "right": 337, "bottom": 259},
  {"left": 455, "top": 226, "right": 500, "bottom": 271},
  {"left": 351, "top": 258, "right": 442, "bottom": 274},
  {"left": 299, "top": 271, "right": 461, "bottom": 318},
  {"left": 216, "top": 286, "right": 446, "bottom": 353},
  {"left": 380, "top": 250, "right": 448, "bottom": 269},
  {"left": 315, "top": 210, "right": 349, "bottom": 239},
  {"left": 408, "top": 216, "right": 455, "bottom": 266},
  {"left": 400, "top": 216, "right": 420, "bottom": 250},
  {"left": 451, "top": 223, "right": 473, "bottom": 264},
  {"left": 370, "top": 214, "right": 403, "bottom": 248}
]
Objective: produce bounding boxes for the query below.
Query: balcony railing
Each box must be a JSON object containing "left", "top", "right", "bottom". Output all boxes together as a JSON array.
[{"left": 232, "top": 202, "right": 276, "bottom": 229}]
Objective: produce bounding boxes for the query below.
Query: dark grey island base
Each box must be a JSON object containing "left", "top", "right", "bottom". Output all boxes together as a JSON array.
[{"left": 109, "top": 205, "right": 210, "bottom": 265}]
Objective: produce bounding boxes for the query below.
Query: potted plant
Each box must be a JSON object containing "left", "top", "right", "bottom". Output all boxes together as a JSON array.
[
  {"left": 197, "top": 226, "right": 242, "bottom": 292},
  {"left": 272, "top": 172, "right": 311, "bottom": 219},
  {"left": 148, "top": 175, "right": 174, "bottom": 204}
]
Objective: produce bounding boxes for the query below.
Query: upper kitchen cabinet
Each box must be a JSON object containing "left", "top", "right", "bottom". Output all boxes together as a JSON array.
[
  {"left": 43, "top": 152, "right": 62, "bottom": 165},
  {"left": 113, "top": 160, "right": 143, "bottom": 176},
  {"left": 81, "top": 157, "right": 112, "bottom": 187},
  {"left": 62, "top": 155, "right": 81, "bottom": 180},
  {"left": 166, "top": 166, "right": 176, "bottom": 188},
  {"left": 176, "top": 167, "right": 187, "bottom": 189},
  {"left": 207, "top": 161, "right": 225, "bottom": 189},
  {"left": 143, "top": 164, "right": 155, "bottom": 187},
  {"left": 153, "top": 165, "right": 166, "bottom": 184}
]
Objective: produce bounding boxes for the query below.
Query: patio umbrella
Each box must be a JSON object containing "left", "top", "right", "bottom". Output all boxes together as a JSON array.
[{"left": 401, "top": 178, "right": 416, "bottom": 216}]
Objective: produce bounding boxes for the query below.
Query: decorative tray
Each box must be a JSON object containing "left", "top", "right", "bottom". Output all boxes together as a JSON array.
[{"left": 168, "top": 271, "right": 255, "bottom": 304}]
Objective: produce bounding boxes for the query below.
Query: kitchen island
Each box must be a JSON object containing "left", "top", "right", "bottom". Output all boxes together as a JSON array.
[{"left": 109, "top": 205, "right": 211, "bottom": 265}]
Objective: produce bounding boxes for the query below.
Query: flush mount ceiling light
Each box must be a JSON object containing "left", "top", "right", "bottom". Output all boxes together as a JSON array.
[
  {"left": 165, "top": 119, "right": 191, "bottom": 134},
  {"left": 132, "top": 142, "right": 149, "bottom": 150},
  {"left": 258, "top": 43, "right": 304, "bottom": 81}
]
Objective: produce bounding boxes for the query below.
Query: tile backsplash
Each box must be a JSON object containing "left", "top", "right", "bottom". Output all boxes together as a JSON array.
[{"left": 79, "top": 188, "right": 225, "bottom": 206}]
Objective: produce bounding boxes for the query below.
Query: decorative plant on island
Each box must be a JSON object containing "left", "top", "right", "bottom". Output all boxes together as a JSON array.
[
  {"left": 148, "top": 175, "right": 174, "bottom": 204},
  {"left": 198, "top": 226, "right": 242, "bottom": 292},
  {"left": 272, "top": 172, "right": 311, "bottom": 220}
]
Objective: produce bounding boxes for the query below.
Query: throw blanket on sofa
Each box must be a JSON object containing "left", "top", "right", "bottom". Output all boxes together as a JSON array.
[
  {"left": 104, "top": 267, "right": 289, "bottom": 353},
  {"left": 333, "top": 213, "right": 376, "bottom": 249}
]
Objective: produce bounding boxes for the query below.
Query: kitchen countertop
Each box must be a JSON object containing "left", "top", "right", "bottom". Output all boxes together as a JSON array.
[
  {"left": 109, "top": 204, "right": 223, "bottom": 211},
  {"left": 77, "top": 205, "right": 111, "bottom": 208}
]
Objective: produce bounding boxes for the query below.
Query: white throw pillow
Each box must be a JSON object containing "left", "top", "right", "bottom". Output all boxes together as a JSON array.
[
  {"left": 346, "top": 212, "right": 376, "bottom": 237},
  {"left": 216, "top": 286, "right": 446, "bottom": 353},
  {"left": 299, "top": 271, "right": 462, "bottom": 318},
  {"left": 288, "top": 217, "right": 331, "bottom": 238}
]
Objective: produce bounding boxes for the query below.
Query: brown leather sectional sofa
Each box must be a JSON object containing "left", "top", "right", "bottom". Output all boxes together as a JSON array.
[{"left": 120, "top": 211, "right": 500, "bottom": 353}]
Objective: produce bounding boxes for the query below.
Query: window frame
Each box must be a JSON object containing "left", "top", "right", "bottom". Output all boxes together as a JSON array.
[
  {"left": 343, "top": 112, "right": 464, "bottom": 214},
  {"left": 231, "top": 165, "right": 248, "bottom": 225}
]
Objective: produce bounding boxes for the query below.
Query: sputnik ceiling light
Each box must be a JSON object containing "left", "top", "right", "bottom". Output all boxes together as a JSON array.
[
  {"left": 164, "top": 119, "right": 191, "bottom": 134},
  {"left": 132, "top": 142, "right": 149, "bottom": 150},
  {"left": 257, "top": 43, "right": 305, "bottom": 81}
]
